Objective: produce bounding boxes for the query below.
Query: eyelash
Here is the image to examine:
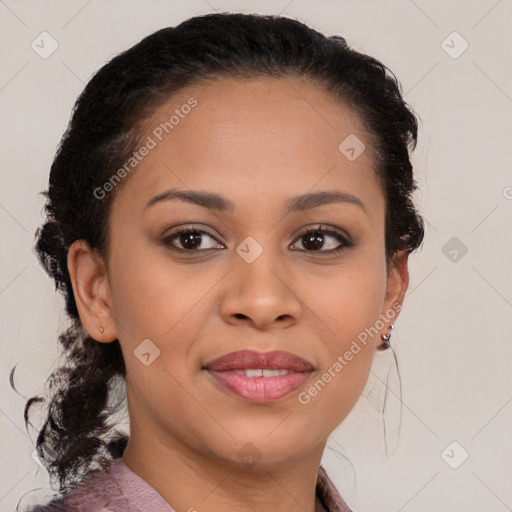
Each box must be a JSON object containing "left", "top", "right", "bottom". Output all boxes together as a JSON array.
[
  {"left": 162, "top": 224, "right": 354, "bottom": 255},
  {"left": 293, "top": 226, "right": 354, "bottom": 254}
]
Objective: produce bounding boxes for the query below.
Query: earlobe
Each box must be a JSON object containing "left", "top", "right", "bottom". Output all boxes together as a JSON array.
[
  {"left": 372, "top": 251, "right": 410, "bottom": 351},
  {"left": 67, "top": 240, "right": 116, "bottom": 343}
]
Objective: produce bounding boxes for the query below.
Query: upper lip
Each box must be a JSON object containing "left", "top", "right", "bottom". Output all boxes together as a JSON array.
[{"left": 204, "top": 350, "right": 315, "bottom": 372}]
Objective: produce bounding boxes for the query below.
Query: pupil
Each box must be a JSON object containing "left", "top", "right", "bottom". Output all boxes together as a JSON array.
[
  {"left": 181, "top": 232, "right": 202, "bottom": 249},
  {"left": 303, "top": 231, "right": 324, "bottom": 250}
]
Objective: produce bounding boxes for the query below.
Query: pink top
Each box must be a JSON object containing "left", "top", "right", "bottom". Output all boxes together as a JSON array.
[{"left": 28, "top": 458, "right": 353, "bottom": 512}]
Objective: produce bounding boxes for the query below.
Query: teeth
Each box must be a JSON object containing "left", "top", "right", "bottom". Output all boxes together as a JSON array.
[
  {"left": 233, "top": 369, "right": 290, "bottom": 377},
  {"left": 263, "top": 369, "right": 289, "bottom": 377},
  {"left": 245, "top": 369, "right": 263, "bottom": 377}
]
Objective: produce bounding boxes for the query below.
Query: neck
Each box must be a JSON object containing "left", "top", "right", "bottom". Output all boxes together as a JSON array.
[{"left": 122, "top": 432, "right": 327, "bottom": 512}]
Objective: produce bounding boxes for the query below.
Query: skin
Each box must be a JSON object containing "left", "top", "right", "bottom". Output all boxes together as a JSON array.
[{"left": 68, "top": 77, "right": 409, "bottom": 512}]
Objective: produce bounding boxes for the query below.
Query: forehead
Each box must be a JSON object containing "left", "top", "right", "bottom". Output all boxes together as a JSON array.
[{"left": 113, "top": 76, "right": 383, "bottom": 217}]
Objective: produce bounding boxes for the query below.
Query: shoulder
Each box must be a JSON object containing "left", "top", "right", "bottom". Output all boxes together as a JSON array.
[
  {"left": 25, "top": 459, "right": 131, "bottom": 512},
  {"left": 24, "top": 497, "right": 68, "bottom": 512},
  {"left": 316, "top": 465, "right": 354, "bottom": 512}
]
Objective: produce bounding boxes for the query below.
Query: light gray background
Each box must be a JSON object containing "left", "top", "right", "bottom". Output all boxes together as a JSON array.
[{"left": 1, "top": 1, "right": 511, "bottom": 511}]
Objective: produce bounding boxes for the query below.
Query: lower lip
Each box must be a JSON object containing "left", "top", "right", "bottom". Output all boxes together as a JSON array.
[{"left": 206, "top": 370, "right": 312, "bottom": 402}]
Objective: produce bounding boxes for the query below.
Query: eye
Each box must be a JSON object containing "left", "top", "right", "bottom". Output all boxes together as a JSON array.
[
  {"left": 290, "top": 225, "right": 353, "bottom": 253},
  {"left": 163, "top": 227, "right": 224, "bottom": 252}
]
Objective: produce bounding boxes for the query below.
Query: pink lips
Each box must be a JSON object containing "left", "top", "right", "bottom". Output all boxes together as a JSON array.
[{"left": 204, "top": 350, "right": 314, "bottom": 402}]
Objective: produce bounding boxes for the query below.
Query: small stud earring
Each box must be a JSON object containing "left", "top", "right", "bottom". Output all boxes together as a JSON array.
[
  {"left": 377, "top": 323, "right": 394, "bottom": 351},
  {"left": 99, "top": 327, "right": 104, "bottom": 333}
]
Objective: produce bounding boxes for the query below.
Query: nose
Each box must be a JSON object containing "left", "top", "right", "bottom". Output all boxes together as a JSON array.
[{"left": 219, "top": 250, "right": 302, "bottom": 330}]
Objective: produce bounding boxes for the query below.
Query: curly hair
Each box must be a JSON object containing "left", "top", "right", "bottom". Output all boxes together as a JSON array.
[{"left": 19, "top": 11, "right": 424, "bottom": 498}]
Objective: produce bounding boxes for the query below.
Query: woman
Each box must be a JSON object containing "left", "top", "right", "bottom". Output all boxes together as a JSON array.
[{"left": 21, "top": 12, "right": 424, "bottom": 512}]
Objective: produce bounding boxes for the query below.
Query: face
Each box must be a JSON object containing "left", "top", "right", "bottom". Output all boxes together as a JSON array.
[{"left": 70, "top": 77, "right": 408, "bottom": 470}]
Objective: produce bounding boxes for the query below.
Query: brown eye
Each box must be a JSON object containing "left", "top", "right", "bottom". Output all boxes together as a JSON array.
[
  {"left": 290, "top": 226, "right": 353, "bottom": 253},
  {"left": 163, "top": 228, "right": 224, "bottom": 252},
  {"left": 178, "top": 231, "right": 203, "bottom": 250},
  {"left": 301, "top": 230, "right": 325, "bottom": 250}
]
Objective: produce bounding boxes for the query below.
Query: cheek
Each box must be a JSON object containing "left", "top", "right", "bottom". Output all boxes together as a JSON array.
[
  {"left": 301, "top": 252, "right": 387, "bottom": 345},
  {"left": 294, "top": 253, "right": 387, "bottom": 419},
  {"left": 106, "top": 247, "right": 230, "bottom": 402},
  {"left": 107, "top": 244, "right": 223, "bottom": 342},
  {"left": 106, "top": 252, "right": 214, "bottom": 415}
]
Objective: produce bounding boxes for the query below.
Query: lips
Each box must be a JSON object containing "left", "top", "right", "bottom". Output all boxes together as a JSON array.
[
  {"left": 204, "top": 350, "right": 315, "bottom": 372},
  {"left": 203, "top": 350, "right": 314, "bottom": 402}
]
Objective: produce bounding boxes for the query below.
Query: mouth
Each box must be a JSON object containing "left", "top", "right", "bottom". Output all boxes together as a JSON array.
[{"left": 203, "top": 350, "right": 315, "bottom": 402}]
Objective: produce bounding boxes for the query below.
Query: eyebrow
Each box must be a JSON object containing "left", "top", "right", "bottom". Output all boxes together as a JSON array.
[{"left": 144, "top": 188, "right": 368, "bottom": 216}]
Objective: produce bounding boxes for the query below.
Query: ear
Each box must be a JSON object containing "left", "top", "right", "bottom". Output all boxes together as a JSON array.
[
  {"left": 381, "top": 249, "right": 410, "bottom": 329},
  {"left": 67, "top": 240, "right": 116, "bottom": 343}
]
